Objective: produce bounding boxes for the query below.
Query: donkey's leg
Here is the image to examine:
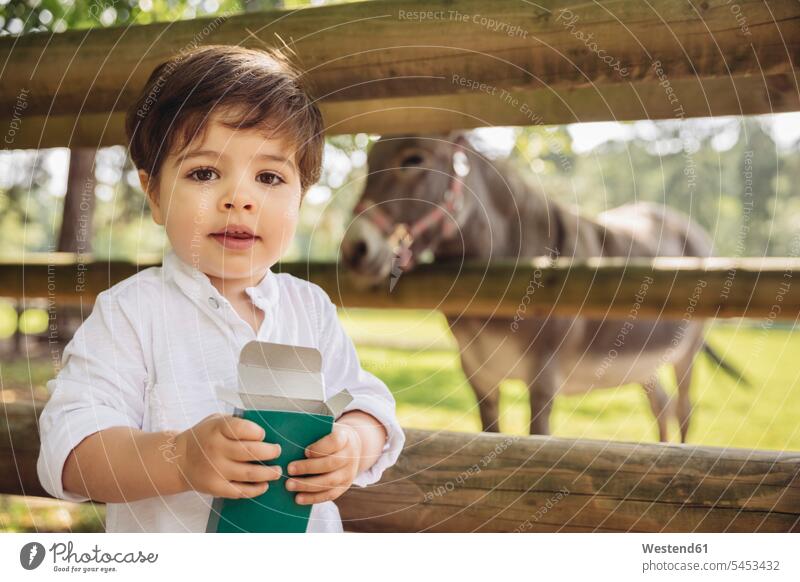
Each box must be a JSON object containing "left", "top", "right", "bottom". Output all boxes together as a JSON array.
[
  {"left": 527, "top": 366, "right": 559, "bottom": 435},
  {"left": 673, "top": 355, "right": 697, "bottom": 444},
  {"left": 673, "top": 330, "right": 704, "bottom": 444},
  {"left": 643, "top": 375, "right": 671, "bottom": 442},
  {"left": 478, "top": 391, "right": 501, "bottom": 433},
  {"left": 457, "top": 348, "right": 502, "bottom": 432}
]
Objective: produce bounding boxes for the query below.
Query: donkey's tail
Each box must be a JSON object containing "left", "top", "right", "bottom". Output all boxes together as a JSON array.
[{"left": 701, "top": 342, "right": 751, "bottom": 388}]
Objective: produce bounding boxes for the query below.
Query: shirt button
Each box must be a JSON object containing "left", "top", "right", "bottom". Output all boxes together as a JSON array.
[{"left": 208, "top": 297, "right": 220, "bottom": 309}]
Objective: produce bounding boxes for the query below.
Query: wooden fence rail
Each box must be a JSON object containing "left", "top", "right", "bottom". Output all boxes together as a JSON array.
[
  {"left": 1, "top": 256, "right": 798, "bottom": 320},
  {"left": 2, "top": 0, "right": 798, "bottom": 147},
  {"left": 2, "top": 402, "right": 798, "bottom": 532}
]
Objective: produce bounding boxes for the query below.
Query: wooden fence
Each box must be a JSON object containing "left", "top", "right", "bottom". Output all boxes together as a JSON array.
[
  {"left": 1, "top": 0, "right": 798, "bottom": 148},
  {"left": 1, "top": 255, "right": 798, "bottom": 320},
  {"left": 3, "top": 402, "right": 798, "bottom": 532}
]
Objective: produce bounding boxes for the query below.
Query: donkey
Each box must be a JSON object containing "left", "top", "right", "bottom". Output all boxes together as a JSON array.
[{"left": 340, "top": 132, "right": 747, "bottom": 443}]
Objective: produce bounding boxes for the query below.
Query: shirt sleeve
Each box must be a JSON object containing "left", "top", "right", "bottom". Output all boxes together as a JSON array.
[
  {"left": 37, "top": 289, "right": 149, "bottom": 502},
  {"left": 315, "top": 289, "right": 405, "bottom": 488}
]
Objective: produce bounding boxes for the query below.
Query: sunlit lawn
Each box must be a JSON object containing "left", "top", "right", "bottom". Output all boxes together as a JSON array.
[{"left": 1, "top": 307, "right": 798, "bottom": 532}]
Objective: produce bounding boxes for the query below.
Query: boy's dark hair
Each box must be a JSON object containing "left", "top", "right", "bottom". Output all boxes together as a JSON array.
[{"left": 125, "top": 44, "right": 325, "bottom": 197}]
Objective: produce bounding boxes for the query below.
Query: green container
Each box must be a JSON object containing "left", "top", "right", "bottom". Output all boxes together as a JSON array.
[
  {"left": 206, "top": 409, "right": 334, "bottom": 533},
  {"left": 206, "top": 340, "right": 353, "bottom": 534}
]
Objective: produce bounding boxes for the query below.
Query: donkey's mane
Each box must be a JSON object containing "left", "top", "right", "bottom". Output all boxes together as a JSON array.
[{"left": 468, "top": 151, "right": 575, "bottom": 255}]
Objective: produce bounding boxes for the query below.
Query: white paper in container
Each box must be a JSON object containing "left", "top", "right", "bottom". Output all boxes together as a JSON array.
[{"left": 216, "top": 340, "right": 353, "bottom": 417}]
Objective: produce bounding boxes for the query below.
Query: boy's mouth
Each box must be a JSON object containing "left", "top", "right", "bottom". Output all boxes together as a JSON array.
[{"left": 209, "top": 225, "right": 261, "bottom": 250}]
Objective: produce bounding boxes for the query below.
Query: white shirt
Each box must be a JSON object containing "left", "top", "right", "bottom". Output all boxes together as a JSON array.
[{"left": 37, "top": 248, "right": 405, "bottom": 532}]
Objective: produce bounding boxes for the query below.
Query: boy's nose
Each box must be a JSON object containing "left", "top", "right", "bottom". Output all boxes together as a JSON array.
[
  {"left": 220, "top": 189, "right": 256, "bottom": 211},
  {"left": 224, "top": 200, "right": 253, "bottom": 210}
]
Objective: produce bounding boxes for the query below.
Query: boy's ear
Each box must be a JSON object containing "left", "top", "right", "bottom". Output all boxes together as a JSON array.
[{"left": 138, "top": 169, "right": 164, "bottom": 225}]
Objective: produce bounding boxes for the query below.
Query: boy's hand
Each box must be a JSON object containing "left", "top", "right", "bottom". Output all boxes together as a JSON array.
[
  {"left": 284, "top": 422, "right": 362, "bottom": 505},
  {"left": 175, "top": 413, "right": 282, "bottom": 499}
]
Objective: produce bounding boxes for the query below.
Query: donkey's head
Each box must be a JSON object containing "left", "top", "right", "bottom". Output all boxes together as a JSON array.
[{"left": 341, "top": 131, "right": 479, "bottom": 287}]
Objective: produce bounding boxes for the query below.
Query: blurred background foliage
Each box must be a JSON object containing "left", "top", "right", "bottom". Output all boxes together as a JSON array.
[{"left": 1, "top": 118, "right": 797, "bottom": 262}]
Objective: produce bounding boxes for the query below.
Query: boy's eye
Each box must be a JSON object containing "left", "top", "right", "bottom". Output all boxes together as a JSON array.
[
  {"left": 188, "top": 168, "right": 218, "bottom": 182},
  {"left": 186, "top": 168, "right": 285, "bottom": 185},
  {"left": 258, "top": 172, "right": 285, "bottom": 186}
]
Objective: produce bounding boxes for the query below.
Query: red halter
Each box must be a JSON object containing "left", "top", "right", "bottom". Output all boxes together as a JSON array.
[{"left": 353, "top": 143, "right": 471, "bottom": 270}]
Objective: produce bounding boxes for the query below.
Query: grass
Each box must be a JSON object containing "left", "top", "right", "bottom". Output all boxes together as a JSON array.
[{"left": 1, "top": 309, "right": 798, "bottom": 532}]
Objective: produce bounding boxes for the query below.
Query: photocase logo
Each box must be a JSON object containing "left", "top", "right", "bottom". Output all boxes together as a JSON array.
[{"left": 20, "top": 542, "right": 46, "bottom": 570}]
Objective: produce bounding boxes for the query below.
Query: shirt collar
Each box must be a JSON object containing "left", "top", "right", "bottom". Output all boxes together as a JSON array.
[{"left": 161, "top": 248, "right": 280, "bottom": 314}]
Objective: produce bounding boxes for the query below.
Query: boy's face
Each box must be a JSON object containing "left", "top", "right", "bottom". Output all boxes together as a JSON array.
[{"left": 139, "top": 110, "right": 302, "bottom": 282}]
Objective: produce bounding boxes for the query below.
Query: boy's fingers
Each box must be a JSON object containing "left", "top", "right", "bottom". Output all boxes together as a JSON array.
[
  {"left": 287, "top": 453, "right": 348, "bottom": 477},
  {"left": 218, "top": 416, "right": 265, "bottom": 442},
  {"left": 304, "top": 429, "right": 350, "bottom": 458},
  {"left": 286, "top": 468, "right": 350, "bottom": 493},
  {"left": 294, "top": 486, "right": 348, "bottom": 505},
  {"left": 226, "top": 440, "right": 281, "bottom": 463},
  {"left": 222, "top": 460, "right": 282, "bottom": 484},
  {"left": 219, "top": 479, "right": 270, "bottom": 500}
]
